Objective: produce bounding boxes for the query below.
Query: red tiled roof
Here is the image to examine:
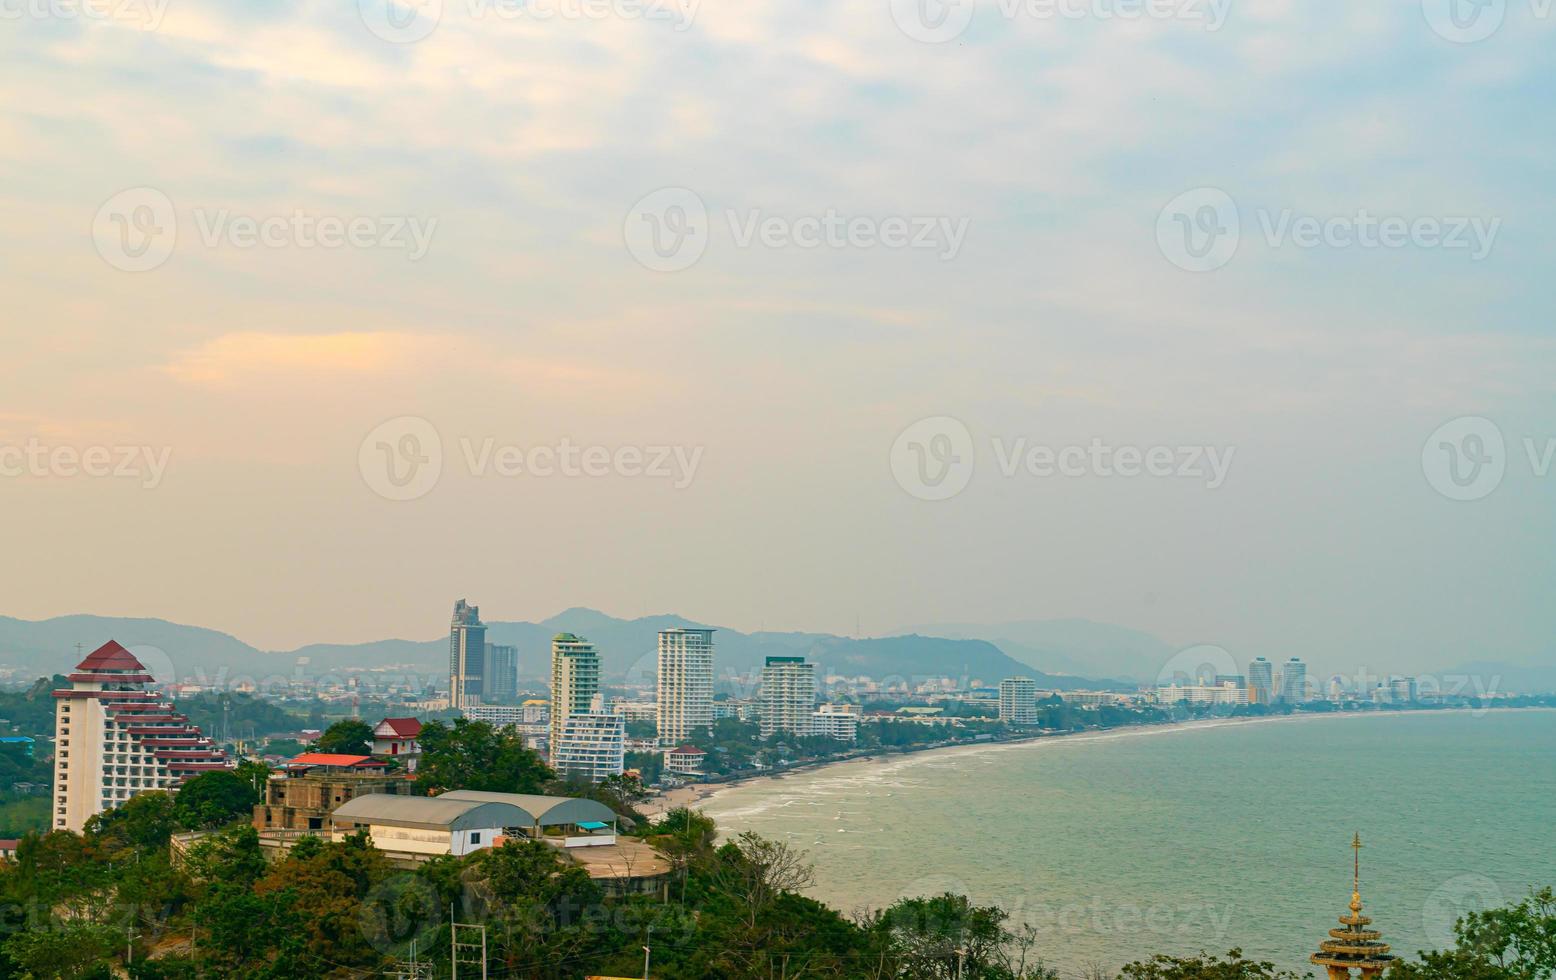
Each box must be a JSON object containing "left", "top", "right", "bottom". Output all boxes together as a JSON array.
[
  {"left": 288, "top": 753, "right": 384, "bottom": 768},
  {"left": 668, "top": 745, "right": 706, "bottom": 755},
  {"left": 75, "top": 640, "right": 147, "bottom": 673},
  {"left": 376, "top": 717, "right": 422, "bottom": 738}
]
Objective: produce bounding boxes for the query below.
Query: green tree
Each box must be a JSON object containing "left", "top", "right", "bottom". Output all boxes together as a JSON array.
[
  {"left": 86, "top": 790, "right": 178, "bottom": 855},
  {"left": 1, "top": 922, "right": 119, "bottom": 979},
  {"left": 415, "top": 718, "right": 553, "bottom": 794},
  {"left": 1117, "top": 950, "right": 1305, "bottom": 979},
  {"left": 314, "top": 718, "right": 373, "bottom": 755},
  {"left": 172, "top": 770, "right": 259, "bottom": 829},
  {"left": 1390, "top": 887, "right": 1556, "bottom": 980}
]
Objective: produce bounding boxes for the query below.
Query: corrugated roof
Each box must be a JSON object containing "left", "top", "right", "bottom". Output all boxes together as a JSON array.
[
  {"left": 332, "top": 794, "right": 530, "bottom": 832},
  {"left": 436, "top": 790, "right": 615, "bottom": 828}
]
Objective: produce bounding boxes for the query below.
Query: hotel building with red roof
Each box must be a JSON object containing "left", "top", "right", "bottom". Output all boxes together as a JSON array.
[{"left": 52, "top": 640, "right": 230, "bottom": 832}]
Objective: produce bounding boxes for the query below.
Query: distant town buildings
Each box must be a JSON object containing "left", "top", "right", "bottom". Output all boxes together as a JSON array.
[
  {"left": 1281, "top": 657, "right": 1309, "bottom": 703},
  {"left": 1155, "top": 681, "right": 1250, "bottom": 705},
  {"left": 449, "top": 599, "right": 487, "bottom": 710},
  {"left": 1248, "top": 657, "right": 1275, "bottom": 705},
  {"left": 657, "top": 627, "right": 715, "bottom": 744},
  {"left": 52, "top": 641, "right": 229, "bottom": 832},
  {"left": 550, "top": 633, "right": 601, "bottom": 752},
  {"left": 998, "top": 677, "right": 1039, "bottom": 724},
  {"left": 485, "top": 643, "right": 519, "bottom": 703},
  {"left": 760, "top": 656, "right": 817, "bottom": 738}
]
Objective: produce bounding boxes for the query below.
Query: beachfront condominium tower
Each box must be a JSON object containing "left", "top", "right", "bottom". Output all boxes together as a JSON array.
[
  {"left": 52, "top": 641, "right": 228, "bottom": 832},
  {"left": 449, "top": 599, "right": 487, "bottom": 710},
  {"left": 1280, "top": 657, "right": 1309, "bottom": 703},
  {"left": 999, "top": 677, "right": 1039, "bottom": 724},
  {"left": 551, "top": 696, "right": 625, "bottom": 783},
  {"left": 760, "top": 656, "right": 817, "bottom": 738},
  {"left": 657, "top": 627, "right": 715, "bottom": 743},
  {"left": 549, "top": 633, "right": 600, "bottom": 753},
  {"left": 486, "top": 643, "right": 519, "bottom": 703},
  {"left": 1248, "top": 657, "right": 1275, "bottom": 705}
]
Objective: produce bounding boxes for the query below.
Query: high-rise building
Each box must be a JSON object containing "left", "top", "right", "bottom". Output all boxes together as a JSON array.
[
  {"left": 656, "top": 627, "right": 715, "bottom": 744},
  {"left": 449, "top": 599, "right": 487, "bottom": 710},
  {"left": 1248, "top": 657, "right": 1275, "bottom": 705},
  {"left": 998, "top": 677, "right": 1039, "bottom": 724},
  {"left": 1280, "top": 657, "right": 1308, "bottom": 703},
  {"left": 551, "top": 696, "right": 624, "bottom": 783},
  {"left": 485, "top": 643, "right": 519, "bottom": 703},
  {"left": 549, "top": 633, "right": 600, "bottom": 752},
  {"left": 759, "top": 656, "right": 816, "bottom": 738},
  {"left": 1388, "top": 676, "right": 1418, "bottom": 704},
  {"left": 52, "top": 641, "right": 229, "bottom": 832}
]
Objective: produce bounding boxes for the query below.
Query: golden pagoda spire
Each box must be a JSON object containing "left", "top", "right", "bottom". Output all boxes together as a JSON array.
[{"left": 1311, "top": 833, "right": 1395, "bottom": 979}]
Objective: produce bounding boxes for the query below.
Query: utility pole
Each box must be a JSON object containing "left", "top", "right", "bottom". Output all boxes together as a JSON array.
[
  {"left": 451, "top": 904, "right": 487, "bottom": 979},
  {"left": 643, "top": 924, "right": 652, "bottom": 979}
]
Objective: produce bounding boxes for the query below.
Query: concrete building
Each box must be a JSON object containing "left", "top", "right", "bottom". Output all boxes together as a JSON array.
[
  {"left": 332, "top": 794, "right": 532, "bottom": 857},
  {"left": 1389, "top": 676, "right": 1418, "bottom": 704},
  {"left": 449, "top": 599, "right": 487, "bottom": 710},
  {"left": 656, "top": 627, "right": 715, "bottom": 744},
  {"left": 663, "top": 745, "right": 706, "bottom": 776},
  {"left": 811, "top": 703, "right": 860, "bottom": 741},
  {"left": 371, "top": 718, "right": 422, "bottom": 770},
  {"left": 485, "top": 643, "right": 519, "bottom": 703},
  {"left": 1155, "top": 682, "right": 1250, "bottom": 705},
  {"left": 760, "top": 656, "right": 816, "bottom": 738},
  {"left": 611, "top": 699, "right": 659, "bottom": 723},
  {"left": 999, "top": 677, "right": 1039, "bottom": 724},
  {"left": 552, "top": 705, "right": 624, "bottom": 783},
  {"left": 51, "top": 641, "right": 229, "bottom": 832},
  {"left": 713, "top": 698, "right": 756, "bottom": 721},
  {"left": 549, "top": 633, "right": 600, "bottom": 752},
  {"left": 253, "top": 754, "right": 411, "bottom": 833},
  {"left": 1248, "top": 657, "right": 1275, "bottom": 705},
  {"left": 1280, "top": 657, "right": 1309, "bottom": 703}
]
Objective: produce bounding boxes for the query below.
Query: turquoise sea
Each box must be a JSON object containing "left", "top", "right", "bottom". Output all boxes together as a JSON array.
[{"left": 700, "top": 709, "right": 1556, "bottom": 976}]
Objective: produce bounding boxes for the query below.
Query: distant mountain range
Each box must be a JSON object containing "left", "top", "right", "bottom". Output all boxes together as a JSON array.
[
  {"left": 6, "top": 611, "right": 1549, "bottom": 695},
  {"left": 0, "top": 609, "right": 1132, "bottom": 692}
]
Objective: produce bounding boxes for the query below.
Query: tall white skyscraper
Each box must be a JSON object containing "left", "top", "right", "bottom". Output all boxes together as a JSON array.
[
  {"left": 549, "top": 633, "right": 600, "bottom": 753},
  {"left": 657, "top": 627, "right": 715, "bottom": 743},
  {"left": 449, "top": 599, "right": 487, "bottom": 710},
  {"left": 52, "top": 641, "right": 228, "bottom": 832},
  {"left": 1280, "top": 657, "right": 1308, "bottom": 703},
  {"left": 999, "top": 677, "right": 1039, "bottom": 724},
  {"left": 1248, "top": 657, "right": 1275, "bottom": 705},
  {"left": 760, "top": 656, "right": 816, "bottom": 738}
]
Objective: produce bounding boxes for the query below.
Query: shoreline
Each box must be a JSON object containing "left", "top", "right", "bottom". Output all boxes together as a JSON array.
[{"left": 638, "top": 704, "right": 1555, "bottom": 819}]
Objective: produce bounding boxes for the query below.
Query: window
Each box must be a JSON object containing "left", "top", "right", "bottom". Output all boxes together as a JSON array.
[{"left": 470, "top": 832, "right": 481, "bottom": 844}]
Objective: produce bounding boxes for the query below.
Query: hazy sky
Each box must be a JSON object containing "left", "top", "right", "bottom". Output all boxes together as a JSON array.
[{"left": 1, "top": 0, "right": 1552, "bottom": 677}]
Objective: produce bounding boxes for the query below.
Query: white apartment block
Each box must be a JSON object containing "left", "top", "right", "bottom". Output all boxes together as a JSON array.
[
  {"left": 1155, "top": 682, "right": 1250, "bottom": 705},
  {"left": 611, "top": 699, "right": 660, "bottom": 723},
  {"left": 760, "top": 656, "right": 817, "bottom": 738},
  {"left": 656, "top": 627, "right": 715, "bottom": 744},
  {"left": 811, "top": 703, "right": 860, "bottom": 741},
  {"left": 549, "top": 633, "right": 600, "bottom": 752},
  {"left": 551, "top": 711, "right": 625, "bottom": 783},
  {"left": 52, "top": 641, "right": 229, "bottom": 832},
  {"left": 999, "top": 677, "right": 1039, "bottom": 724}
]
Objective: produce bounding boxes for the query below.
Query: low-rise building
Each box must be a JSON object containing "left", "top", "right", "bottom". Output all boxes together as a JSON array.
[
  {"left": 663, "top": 745, "right": 706, "bottom": 776},
  {"left": 252, "top": 753, "right": 410, "bottom": 833},
  {"left": 371, "top": 718, "right": 422, "bottom": 770},
  {"left": 811, "top": 703, "right": 860, "bottom": 741}
]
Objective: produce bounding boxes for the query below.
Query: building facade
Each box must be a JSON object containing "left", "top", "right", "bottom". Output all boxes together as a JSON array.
[
  {"left": 811, "top": 703, "right": 860, "bottom": 741},
  {"left": 52, "top": 641, "right": 229, "bottom": 832},
  {"left": 998, "top": 677, "right": 1039, "bottom": 724},
  {"left": 449, "top": 599, "right": 487, "bottom": 710},
  {"left": 760, "top": 656, "right": 816, "bottom": 738},
  {"left": 552, "top": 708, "right": 625, "bottom": 783},
  {"left": 371, "top": 717, "right": 422, "bottom": 770},
  {"left": 1155, "top": 682, "right": 1250, "bottom": 705},
  {"left": 1248, "top": 657, "right": 1275, "bottom": 704},
  {"left": 485, "top": 643, "right": 519, "bottom": 703},
  {"left": 1281, "top": 657, "right": 1309, "bottom": 703},
  {"left": 656, "top": 627, "right": 715, "bottom": 744},
  {"left": 549, "top": 634, "right": 600, "bottom": 752}
]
